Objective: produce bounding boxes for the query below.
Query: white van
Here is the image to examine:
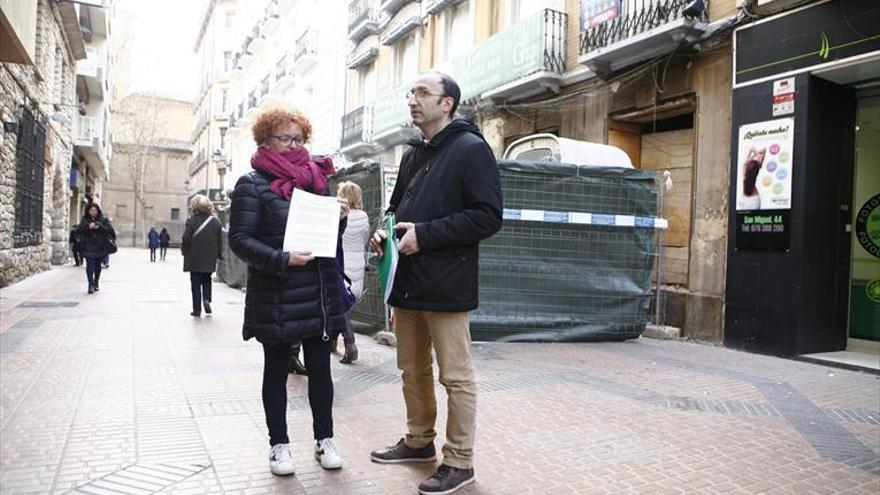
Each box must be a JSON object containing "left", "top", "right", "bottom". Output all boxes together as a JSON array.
[{"left": 502, "top": 133, "right": 634, "bottom": 168}]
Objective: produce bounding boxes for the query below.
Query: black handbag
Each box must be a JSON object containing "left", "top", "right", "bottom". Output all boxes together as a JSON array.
[{"left": 106, "top": 237, "right": 118, "bottom": 254}]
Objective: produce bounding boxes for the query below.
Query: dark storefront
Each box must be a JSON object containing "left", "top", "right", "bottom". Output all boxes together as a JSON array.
[{"left": 725, "top": 0, "right": 880, "bottom": 363}]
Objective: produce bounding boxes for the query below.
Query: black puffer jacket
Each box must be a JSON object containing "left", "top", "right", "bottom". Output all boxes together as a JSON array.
[
  {"left": 228, "top": 170, "right": 347, "bottom": 344},
  {"left": 387, "top": 118, "right": 502, "bottom": 312},
  {"left": 75, "top": 216, "right": 115, "bottom": 258}
]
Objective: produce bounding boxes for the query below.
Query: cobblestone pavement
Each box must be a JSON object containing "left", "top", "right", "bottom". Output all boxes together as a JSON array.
[{"left": 1, "top": 249, "right": 879, "bottom": 494}]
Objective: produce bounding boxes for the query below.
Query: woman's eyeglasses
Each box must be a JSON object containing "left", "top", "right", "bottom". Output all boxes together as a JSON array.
[{"left": 269, "top": 134, "right": 306, "bottom": 146}]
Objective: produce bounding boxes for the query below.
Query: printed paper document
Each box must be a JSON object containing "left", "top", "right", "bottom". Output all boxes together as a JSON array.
[{"left": 283, "top": 188, "right": 339, "bottom": 258}]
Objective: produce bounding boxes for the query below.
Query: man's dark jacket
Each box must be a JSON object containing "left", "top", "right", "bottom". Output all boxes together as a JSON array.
[
  {"left": 228, "top": 170, "right": 347, "bottom": 344},
  {"left": 387, "top": 118, "right": 502, "bottom": 312}
]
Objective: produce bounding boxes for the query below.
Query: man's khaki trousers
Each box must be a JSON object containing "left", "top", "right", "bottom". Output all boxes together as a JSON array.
[{"left": 394, "top": 308, "right": 476, "bottom": 469}]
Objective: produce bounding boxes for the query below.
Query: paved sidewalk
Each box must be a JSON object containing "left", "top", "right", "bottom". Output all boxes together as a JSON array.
[{"left": 1, "top": 248, "right": 878, "bottom": 494}]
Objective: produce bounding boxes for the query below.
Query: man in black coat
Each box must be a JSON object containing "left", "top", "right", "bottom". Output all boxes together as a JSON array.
[
  {"left": 369, "top": 71, "right": 502, "bottom": 495},
  {"left": 69, "top": 225, "right": 81, "bottom": 266}
]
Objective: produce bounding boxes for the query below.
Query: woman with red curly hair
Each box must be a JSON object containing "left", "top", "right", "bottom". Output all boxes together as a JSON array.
[{"left": 228, "top": 107, "right": 349, "bottom": 475}]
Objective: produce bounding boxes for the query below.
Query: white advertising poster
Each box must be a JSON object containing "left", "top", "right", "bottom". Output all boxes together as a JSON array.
[{"left": 735, "top": 118, "right": 795, "bottom": 211}]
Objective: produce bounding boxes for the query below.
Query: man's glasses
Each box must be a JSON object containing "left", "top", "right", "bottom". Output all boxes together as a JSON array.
[
  {"left": 269, "top": 134, "right": 306, "bottom": 146},
  {"left": 406, "top": 89, "right": 448, "bottom": 101}
]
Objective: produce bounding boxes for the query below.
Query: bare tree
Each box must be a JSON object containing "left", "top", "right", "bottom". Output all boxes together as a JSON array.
[{"left": 115, "top": 95, "right": 164, "bottom": 246}]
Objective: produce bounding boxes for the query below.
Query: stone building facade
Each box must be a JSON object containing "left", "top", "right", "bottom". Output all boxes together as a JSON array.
[
  {"left": 102, "top": 94, "right": 194, "bottom": 248},
  {"left": 0, "top": 0, "right": 87, "bottom": 287}
]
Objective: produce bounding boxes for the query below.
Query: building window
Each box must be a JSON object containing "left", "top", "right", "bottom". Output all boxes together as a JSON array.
[
  {"left": 221, "top": 89, "right": 228, "bottom": 112},
  {"left": 223, "top": 51, "right": 232, "bottom": 72},
  {"left": 225, "top": 11, "right": 235, "bottom": 28},
  {"left": 393, "top": 34, "right": 417, "bottom": 86},
  {"left": 357, "top": 64, "right": 376, "bottom": 106},
  {"left": 116, "top": 204, "right": 128, "bottom": 219},
  {"left": 440, "top": 0, "right": 472, "bottom": 62},
  {"left": 14, "top": 107, "right": 46, "bottom": 247},
  {"left": 219, "top": 127, "right": 228, "bottom": 149},
  {"left": 171, "top": 208, "right": 180, "bottom": 221}
]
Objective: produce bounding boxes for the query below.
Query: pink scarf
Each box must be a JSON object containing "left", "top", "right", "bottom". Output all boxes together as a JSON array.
[{"left": 250, "top": 146, "right": 336, "bottom": 200}]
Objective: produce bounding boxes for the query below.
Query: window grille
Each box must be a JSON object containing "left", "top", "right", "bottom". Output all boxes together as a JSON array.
[{"left": 14, "top": 106, "right": 46, "bottom": 247}]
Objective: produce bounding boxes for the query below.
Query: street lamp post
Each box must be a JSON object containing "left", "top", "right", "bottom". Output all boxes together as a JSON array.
[{"left": 212, "top": 149, "right": 229, "bottom": 225}]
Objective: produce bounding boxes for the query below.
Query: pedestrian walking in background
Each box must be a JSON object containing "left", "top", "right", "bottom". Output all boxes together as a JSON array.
[
  {"left": 101, "top": 219, "right": 114, "bottom": 269},
  {"left": 369, "top": 72, "right": 502, "bottom": 495},
  {"left": 69, "top": 225, "right": 81, "bottom": 266},
  {"left": 228, "top": 107, "right": 348, "bottom": 476},
  {"left": 147, "top": 227, "right": 159, "bottom": 262},
  {"left": 76, "top": 203, "right": 116, "bottom": 294},
  {"left": 181, "top": 195, "right": 222, "bottom": 317},
  {"left": 159, "top": 228, "right": 170, "bottom": 261},
  {"left": 333, "top": 181, "right": 369, "bottom": 364}
]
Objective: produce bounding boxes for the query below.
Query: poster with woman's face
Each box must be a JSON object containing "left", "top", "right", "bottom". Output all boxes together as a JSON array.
[{"left": 735, "top": 118, "right": 795, "bottom": 211}]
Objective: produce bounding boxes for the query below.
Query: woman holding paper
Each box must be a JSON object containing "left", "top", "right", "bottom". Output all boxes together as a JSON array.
[{"left": 228, "top": 107, "right": 349, "bottom": 476}]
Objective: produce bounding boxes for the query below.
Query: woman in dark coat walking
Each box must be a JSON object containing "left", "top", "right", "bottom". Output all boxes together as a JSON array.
[
  {"left": 147, "top": 227, "right": 159, "bottom": 262},
  {"left": 158, "top": 228, "right": 171, "bottom": 260},
  {"left": 181, "top": 194, "right": 222, "bottom": 317},
  {"left": 76, "top": 203, "right": 115, "bottom": 294},
  {"left": 228, "top": 107, "right": 348, "bottom": 476}
]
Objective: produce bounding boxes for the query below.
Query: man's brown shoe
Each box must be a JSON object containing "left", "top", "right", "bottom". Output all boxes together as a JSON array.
[{"left": 370, "top": 438, "right": 435, "bottom": 464}]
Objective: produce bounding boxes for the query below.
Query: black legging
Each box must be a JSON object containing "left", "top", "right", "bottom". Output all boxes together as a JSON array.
[
  {"left": 262, "top": 336, "right": 333, "bottom": 445},
  {"left": 160, "top": 246, "right": 168, "bottom": 260}
]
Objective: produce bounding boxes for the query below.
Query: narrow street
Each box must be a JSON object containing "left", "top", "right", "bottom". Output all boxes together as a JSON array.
[{"left": 1, "top": 248, "right": 878, "bottom": 494}]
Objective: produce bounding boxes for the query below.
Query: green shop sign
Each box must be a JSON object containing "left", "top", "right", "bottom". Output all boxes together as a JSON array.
[{"left": 372, "top": 10, "right": 555, "bottom": 135}]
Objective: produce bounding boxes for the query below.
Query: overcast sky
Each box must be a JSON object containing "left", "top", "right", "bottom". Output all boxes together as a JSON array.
[{"left": 116, "top": 0, "right": 202, "bottom": 101}]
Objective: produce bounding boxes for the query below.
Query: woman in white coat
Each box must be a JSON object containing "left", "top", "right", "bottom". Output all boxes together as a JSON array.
[{"left": 334, "top": 181, "right": 370, "bottom": 363}]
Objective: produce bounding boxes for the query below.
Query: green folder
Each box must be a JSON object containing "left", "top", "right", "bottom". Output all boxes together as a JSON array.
[{"left": 377, "top": 214, "right": 399, "bottom": 303}]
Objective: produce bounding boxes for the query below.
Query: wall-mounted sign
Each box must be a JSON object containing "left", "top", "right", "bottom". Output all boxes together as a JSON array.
[
  {"left": 855, "top": 193, "right": 880, "bottom": 259},
  {"left": 734, "top": 0, "right": 880, "bottom": 87},
  {"left": 735, "top": 118, "right": 795, "bottom": 251},
  {"left": 772, "top": 77, "right": 795, "bottom": 116},
  {"left": 580, "top": 0, "right": 621, "bottom": 30}
]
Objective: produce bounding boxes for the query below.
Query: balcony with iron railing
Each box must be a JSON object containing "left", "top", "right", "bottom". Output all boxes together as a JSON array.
[
  {"left": 243, "top": 90, "right": 259, "bottom": 119},
  {"left": 348, "top": 0, "right": 380, "bottom": 43},
  {"left": 339, "top": 105, "right": 375, "bottom": 158},
  {"left": 76, "top": 46, "right": 106, "bottom": 97},
  {"left": 579, "top": 0, "right": 708, "bottom": 73},
  {"left": 347, "top": 35, "right": 380, "bottom": 69},
  {"left": 75, "top": 115, "right": 109, "bottom": 180},
  {"left": 262, "top": 0, "right": 281, "bottom": 36},
  {"left": 292, "top": 29, "right": 318, "bottom": 74},
  {"left": 275, "top": 53, "right": 296, "bottom": 93},
  {"left": 380, "top": 0, "right": 418, "bottom": 16},
  {"left": 189, "top": 149, "right": 207, "bottom": 176},
  {"left": 191, "top": 111, "right": 209, "bottom": 143}
]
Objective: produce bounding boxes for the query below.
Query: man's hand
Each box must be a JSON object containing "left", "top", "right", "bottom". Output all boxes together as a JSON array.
[
  {"left": 287, "top": 251, "right": 315, "bottom": 266},
  {"left": 395, "top": 222, "right": 420, "bottom": 255},
  {"left": 370, "top": 230, "right": 387, "bottom": 258}
]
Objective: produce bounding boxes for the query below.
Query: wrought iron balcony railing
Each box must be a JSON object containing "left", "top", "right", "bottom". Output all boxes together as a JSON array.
[
  {"left": 348, "top": 0, "right": 379, "bottom": 32},
  {"left": 580, "top": 0, "right": 701, "bottom": 55},
  {"left": 275, "top": 54, "right": 288, "bottom": 81},
  {"left": 340, "top": 106, "right": 372, "bottom": 148},
  {"left": 261, "top": 75, "right": 271, "bottom": 97},
  {"left": 294, "top": 29, "right": 317, "bottom": 61}
]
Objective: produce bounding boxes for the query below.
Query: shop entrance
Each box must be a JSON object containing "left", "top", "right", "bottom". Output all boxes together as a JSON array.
[{"left": 801, "top": 75, "right": 880, "bottom": 370}]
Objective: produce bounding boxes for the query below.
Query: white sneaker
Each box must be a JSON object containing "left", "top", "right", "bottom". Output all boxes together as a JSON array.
[
  {"left": 315, "top": 437, "right": 343, "bottom": 469},
  {"left": 269, "top": 443, "right": 295, "bottom": 476}
]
